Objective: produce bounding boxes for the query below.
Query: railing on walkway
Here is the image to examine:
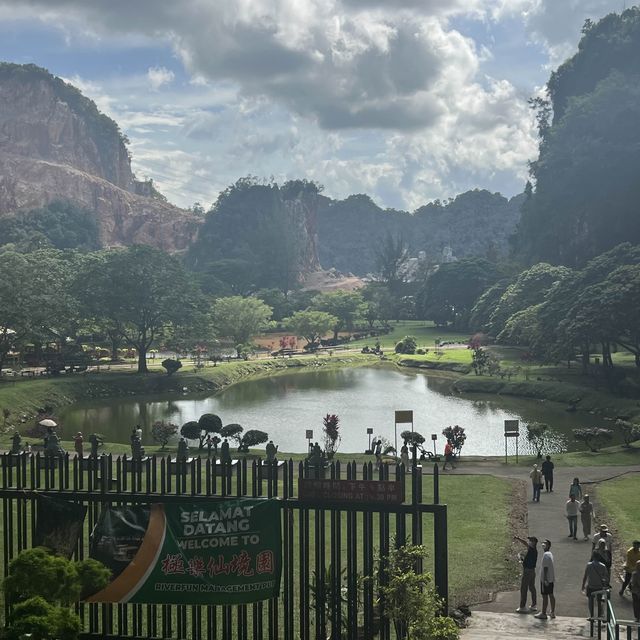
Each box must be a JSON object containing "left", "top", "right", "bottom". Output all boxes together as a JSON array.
[
  {"left": 589, "top": 589, "right": 640, "bottom": 640},
  {"left": 0, "top": 452, "right": 448, "bottom": 640}
]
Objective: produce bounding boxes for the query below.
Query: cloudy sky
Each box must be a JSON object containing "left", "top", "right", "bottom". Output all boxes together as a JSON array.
[{"left": 0, "top": 0, "right": 626, "bottom": 211}]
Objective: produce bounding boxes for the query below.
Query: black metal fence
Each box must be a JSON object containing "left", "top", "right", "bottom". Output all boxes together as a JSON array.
[{"left": 0, "top": 453, "right": 448, "bottom": 639}]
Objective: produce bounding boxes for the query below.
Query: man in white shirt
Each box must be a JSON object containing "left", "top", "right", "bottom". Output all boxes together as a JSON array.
[{"left": 535, "top": 539, "right": 556, "bottom": 619}]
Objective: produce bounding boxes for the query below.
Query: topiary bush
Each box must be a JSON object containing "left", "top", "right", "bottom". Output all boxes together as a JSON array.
[{"left": 395, "top": 336, "right": 417, "bottom": 354}]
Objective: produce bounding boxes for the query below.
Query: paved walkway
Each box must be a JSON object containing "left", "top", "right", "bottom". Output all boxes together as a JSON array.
[
  {"left": 444, "top": 461, "right": 639, "bottom": 625},
  {"left": 460, "top": 611, "right": 592, "bottom": 639}
]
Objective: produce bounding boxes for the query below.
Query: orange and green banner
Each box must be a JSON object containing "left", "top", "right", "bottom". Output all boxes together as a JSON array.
[{"left": 87, "top": 498, "right": 281, "bottom": 605}]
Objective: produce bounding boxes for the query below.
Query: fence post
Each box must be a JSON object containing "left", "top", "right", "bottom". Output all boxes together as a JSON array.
[
  {"left": 433, "top": 463, "right": 440, "bottom": 504},
  {"left": 434, "top": 504, "right": 449, "bottom": 614}
]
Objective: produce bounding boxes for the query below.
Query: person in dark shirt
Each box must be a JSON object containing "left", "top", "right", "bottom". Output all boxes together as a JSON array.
[
  {"left": 515, "top": 535, "right": 539, "bottom": 613},
  {"left": 541, "top": 455, "right": 554, "bottom": 492}
]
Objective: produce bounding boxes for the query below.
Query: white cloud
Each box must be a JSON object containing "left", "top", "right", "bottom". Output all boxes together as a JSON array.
[
  {"left": 1, "top": 0, "right": 598, "bottom": 210},
  {"left": 147, "top": 65, "right": 175, "bottom": 90}
]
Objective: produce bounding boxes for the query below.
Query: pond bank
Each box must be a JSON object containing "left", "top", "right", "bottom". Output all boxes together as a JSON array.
[
  {"left": 393, "top": 357, "right": 640, "bottom": 422},
  {"left": 0, "top": 354, "right": 379, "bottom": 424}
]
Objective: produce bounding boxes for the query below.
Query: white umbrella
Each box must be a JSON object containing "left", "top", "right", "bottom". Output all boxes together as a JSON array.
[{"left": 38, "top": 419, "right": 57, "bottom": 428}]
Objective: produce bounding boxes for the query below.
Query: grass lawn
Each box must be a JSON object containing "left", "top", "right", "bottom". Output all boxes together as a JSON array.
[
  {"left": 346, "top": 320, "right": 471, "bottom": 350},
  {"left": 433, "top": 474, "right": 516, "bottom": 603},
  {"left": 505, "top": 441, "right": 640, "bottom": 468},
  {"left": 594, "top": 473, "right": 640, "bottom": 546}
]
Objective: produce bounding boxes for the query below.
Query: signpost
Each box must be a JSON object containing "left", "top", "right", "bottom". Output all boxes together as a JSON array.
[
  {"left": 431, "top": 433, "right": 438, "bottom": 457},
  {"left": 366, "top": 427, "right": 374, "bottom": 453},
  {"left": 305, "top": 429, "right": 313, "bottom": 455},
  {"left": 504, "top": 419, "right": 520, "bottom": 464},
  {"left": 394, "top": 410, "right": 414, "bottom": 458},
  {"left": 299, "top": 478, "right": 403, "bottom": 505}
]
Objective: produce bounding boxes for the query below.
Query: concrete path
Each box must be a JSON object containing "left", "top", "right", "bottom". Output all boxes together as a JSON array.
[
  {"left": 460, "top": 611, "right": 592, "bottom": 639},
  {"left": 442, "top": 461, "right": 639, "bottom": 623}
]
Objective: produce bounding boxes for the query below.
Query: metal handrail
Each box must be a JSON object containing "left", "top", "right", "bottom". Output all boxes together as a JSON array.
[{"left": 589, "top": 588, "right": 640, "bottom": 640}]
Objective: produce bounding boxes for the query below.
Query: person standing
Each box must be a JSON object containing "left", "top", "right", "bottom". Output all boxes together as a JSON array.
[
  {"left": 581, "top": 556, "right": 610, "bottom": 618},
  {"left": 569, "top": 477, "right": 583, "bottom": 500},
  {"left": 442, "top": 440, "right": 456, "bottom": 470},
  {"left": 515, "top": 535, "right": 539, "bottom": 613},
  {"left": 580, "top": 495, "right": 594, "bottom": 541},
  {"left": 541, "top": 455, "right": 554, "bottom": 492},
  {"left": 400, "top": 443, "right": 409, "bottom": 468},
  {"left": 374, "top": 439, "right": 382, "bottom": 468},
  {"left": 620, "top": 540, "right": 640, "bottom": 596},
  {"left": 566, "top": 495, "right": 579, "bottom": 540},
  {"left": 74, "top": 432, "right": 84, "bottom": 457},
  {"left": 535, "top": 539, "right": 556, "bottom": 619},
  {"left": 592, "top": 524, "right": 613, "bottom": 571},
  {"left": 629, "top": 559, "right": 640, "bottom": 622},
  {"left": 530, "top": 464, "right": 543, "bottom": 502}
]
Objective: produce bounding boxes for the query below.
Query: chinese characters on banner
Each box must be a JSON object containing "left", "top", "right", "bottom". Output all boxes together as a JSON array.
[{"left": 87, "top": 499, "right": 282, "bottom": 605}]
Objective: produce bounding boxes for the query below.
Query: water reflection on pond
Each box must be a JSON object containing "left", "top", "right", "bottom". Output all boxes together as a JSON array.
[{"left": 59, "top": 366, "right": 608, "bottom": 455}]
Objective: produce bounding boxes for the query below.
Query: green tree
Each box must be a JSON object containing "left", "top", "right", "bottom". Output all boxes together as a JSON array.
[
  {"left": 284, "top": 310, "right": 338, "bottom": 347},
  {"left": 312, "top": 290, "right": 366, "bottom": 340},
  {"left": 0, "top": 200, "right": 100, "bottom": 251},
  {"left": 80, "top": 246, "right": 204, "bottom": 373},
  {"left": 0, "top": 249, "right": 79, "bottom": 373},
  {"left": 417, "top": 258, "right": 504, "bottom": 329},
  {"left": 514, "top": 9, "right": 640, "bottom": 265},
  {"left": 374, "top": 232, "right": 410, "bottom": 295},
  {"left": 239, "top": 429, "right": 269, "bottom": 452},
  {"left": 378, "top": 542, "right": 458, "bottom": 640},
  {"left": 211, "top": 296, "right": 273, "bottom": 355},
  {"left": 488, "top": 263, "right": 571, "bottom": 337},
  {"left": 3, "top": 547, "right": 110, "bottom": 640}
]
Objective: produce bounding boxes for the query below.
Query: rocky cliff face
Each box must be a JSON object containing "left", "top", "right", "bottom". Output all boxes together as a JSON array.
[{"left": 0, "top": 63, "right": 199, "bottom": 251}]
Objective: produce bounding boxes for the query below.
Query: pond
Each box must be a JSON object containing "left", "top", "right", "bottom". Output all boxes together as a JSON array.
[{"left": 57, "top": 366, "right": 611, "bottom": 456}]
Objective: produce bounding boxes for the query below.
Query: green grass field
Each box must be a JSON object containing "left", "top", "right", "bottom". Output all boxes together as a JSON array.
[
  {"left": 594, "top": 473, "right": 640, "bottom": 546},
  {"left": 347, "top": 320, "right": 471, "bottom": 350}
]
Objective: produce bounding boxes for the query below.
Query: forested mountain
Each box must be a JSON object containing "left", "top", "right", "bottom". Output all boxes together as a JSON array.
[
  {"left": 318, "top": 189, "right": 524, "bottom": 275},
  {"left": 514, "top": 8, "right": 640, "bottom": 266},
  {"left": 0, "top": 62, "right": 199, "bottom": 251}
]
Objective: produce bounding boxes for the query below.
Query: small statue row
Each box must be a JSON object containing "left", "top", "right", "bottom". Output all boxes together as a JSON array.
[{"left": 10, "top": 428, "right": 279, "bottom": 463}]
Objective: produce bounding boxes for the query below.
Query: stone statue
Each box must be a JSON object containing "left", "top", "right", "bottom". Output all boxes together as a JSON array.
[
  {"left": 44, "top": 429, "right": 64, "bottom": 458},
  {"left": 265, "top": 440, "right": 278, "bottom": 463},
  {"left": 310, "top": 442, "right": 324, "bottom": 466},
  {"left": 220, "top": 438, "right": 231, "bottom": 464},
  {"left": 11, "top": 432, "right": 22, "bottom": 455},
  {"left": 131, "top": 436, "right": 145, "bottom": 460},
  {"left": 177, "top": 436, "right": 189, "bottom": 462}
]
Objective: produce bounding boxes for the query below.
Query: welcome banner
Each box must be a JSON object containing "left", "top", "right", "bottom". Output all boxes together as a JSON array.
[{"left": 87, "top": 498, "right": 282, "bottom": 605}]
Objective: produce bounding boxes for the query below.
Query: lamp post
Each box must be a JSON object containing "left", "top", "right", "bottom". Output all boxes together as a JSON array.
[
  {"left": 366, "top": 427, "right": 373, "bottom": 453},
  {"left": 431, "top": 433, "right": 438, "bottom": 457}
]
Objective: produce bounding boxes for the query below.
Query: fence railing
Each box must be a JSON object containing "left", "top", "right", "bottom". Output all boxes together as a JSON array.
[
  {"left": 589, "top": 589, "right": 640, "bottom": 640},
  {"left": 0, "top": 452, "right": 448, "bottom": 640}
]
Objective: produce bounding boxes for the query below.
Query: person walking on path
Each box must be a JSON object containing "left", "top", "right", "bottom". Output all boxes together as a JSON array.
[
  {"left": 535, "top": 539, "right": 556, "bottom": 620},
  {"left": 515, "top": 535, "right": 539, "bottom": 613},
  {"left": 541, "top": 455, "right": 554, "bottom": 492},
  {"left": 629, "top": 559, "right": 640, "bottom": 622},
  {"left": 580, "top": 495, "right": 594, "bottom": 540},
  {"left": 620, "top": 540, "right": 640, "bottom": 596},
  {"left": 566, "top": 495, "right": 580, "bottom": 540},
  {"left": 592, "top": 524, "right": 613, "bottom": 571},
  {"left": 530, "top": 464, "right": 543, "bottom": 502},
  {"left": 569, "top": 477, "right": 583, "bottom": 500},
  {"left": 582, "top": 556, "right": 610, "bottom": 619},
  {"left": 442, "top": 440, "right": 456, "bottom": 470}
]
